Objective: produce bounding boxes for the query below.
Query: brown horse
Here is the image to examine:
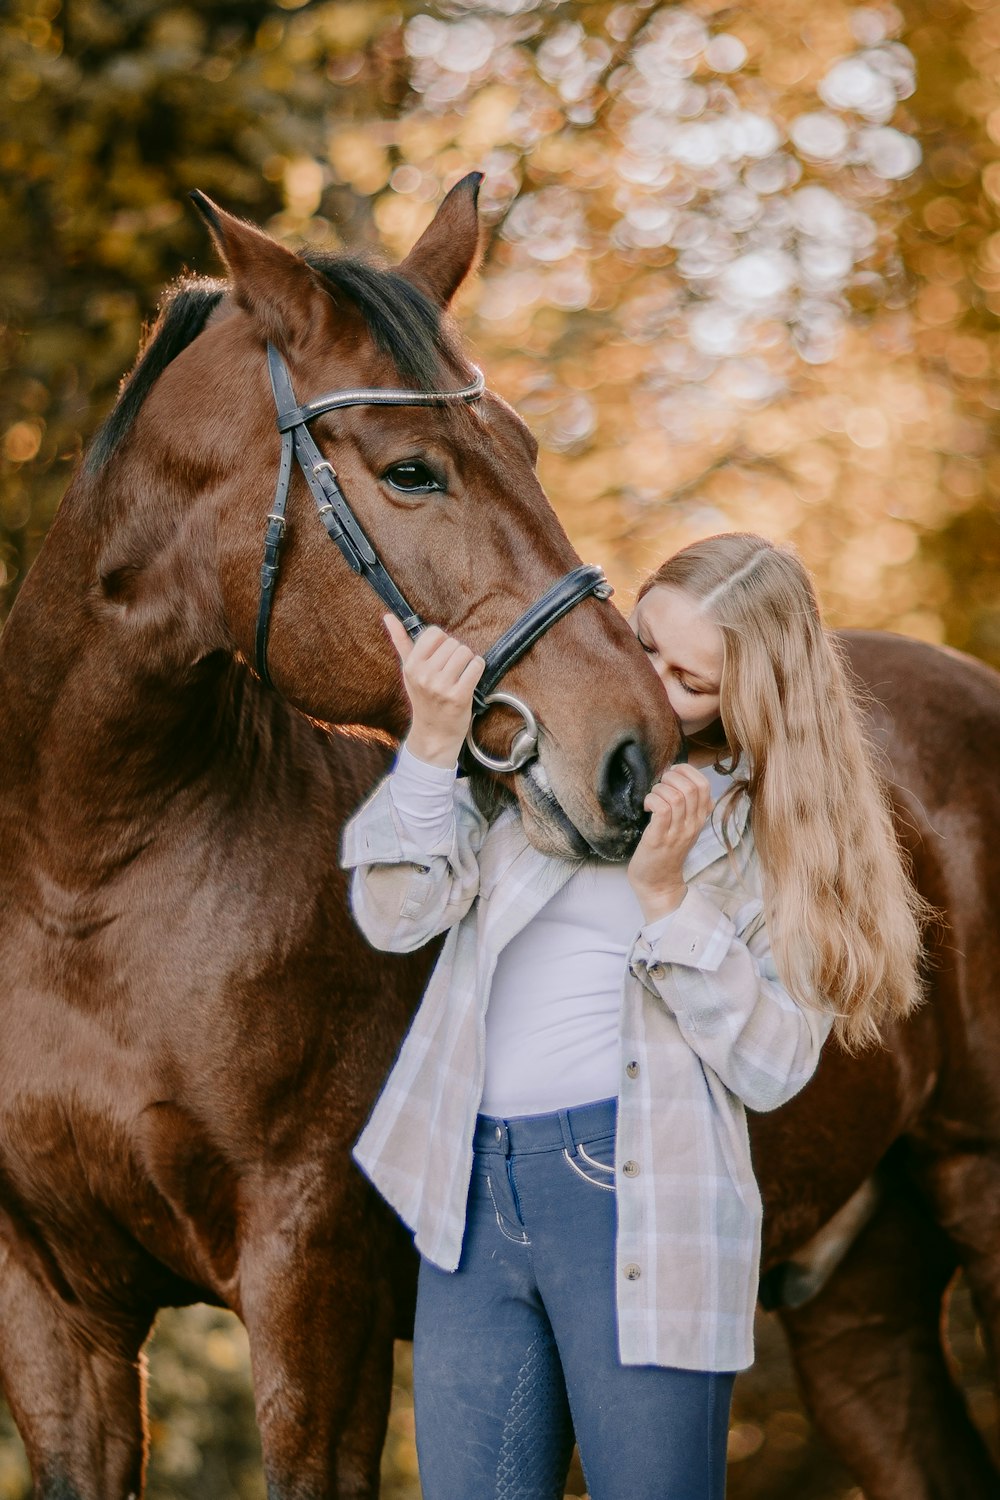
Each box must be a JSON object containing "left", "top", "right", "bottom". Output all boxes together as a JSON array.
[
  {"left": 2, "top": 176, "right": 999, "bottom": 1500},
  {"left": 0, "top": 177, "right": 677, "bottom": 1500},
  {"left": 756, "top": 631, "right": 1000, "bottom": 1497}
]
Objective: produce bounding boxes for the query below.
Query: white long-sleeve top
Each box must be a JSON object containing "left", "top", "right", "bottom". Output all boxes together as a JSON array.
[{"left": 390, "top": 743, "right": 736, "bottom": 1116}]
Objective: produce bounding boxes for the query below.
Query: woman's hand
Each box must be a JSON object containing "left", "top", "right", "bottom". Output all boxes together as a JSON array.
[
  {"left": 627, "top": 765, "right": 713, "bottom": 923},
  {"left": 384, "top": 614, "right": 485, "bottom": 768}
]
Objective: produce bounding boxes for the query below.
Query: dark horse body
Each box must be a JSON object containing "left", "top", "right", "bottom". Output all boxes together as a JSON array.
[{"left": 1, "top": 179, "right": 999, "bottom": 1498}]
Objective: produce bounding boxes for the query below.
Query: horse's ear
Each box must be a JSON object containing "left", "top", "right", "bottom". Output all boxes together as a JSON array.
[
  {"left": 189, "top": 190, "right": 324, "bottom": 349},
  {"left": 397, "top": 172, "right": 484, "bottom": 308}
]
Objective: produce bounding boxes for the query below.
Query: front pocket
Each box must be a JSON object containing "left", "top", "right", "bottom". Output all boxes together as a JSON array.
[{"left": 561, "top": 1138, "right": 616, "bottom": 1192}]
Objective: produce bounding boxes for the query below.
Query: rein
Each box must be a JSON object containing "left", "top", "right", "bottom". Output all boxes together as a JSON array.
[{"left": 258, "top": 342, "right": 613, "bottom": 774}]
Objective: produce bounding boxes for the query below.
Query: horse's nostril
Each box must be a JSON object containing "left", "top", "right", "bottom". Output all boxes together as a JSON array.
[{"left": 601, "top": 739, "right": 650, "bottom": 827}]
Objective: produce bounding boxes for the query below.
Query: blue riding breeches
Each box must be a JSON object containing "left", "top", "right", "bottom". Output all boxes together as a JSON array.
[{"left": 412, "top": 1097, "right": 735, "bottom": 1500}]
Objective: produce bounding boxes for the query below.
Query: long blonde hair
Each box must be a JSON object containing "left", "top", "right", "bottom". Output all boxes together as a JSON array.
[{"left": 638, "top": 532, "right": 926, "bottom": 1052}]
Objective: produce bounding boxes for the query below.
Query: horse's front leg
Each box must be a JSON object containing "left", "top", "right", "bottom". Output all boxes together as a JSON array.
[
  {"left": 239, "top": 1174, "right": 405, "bottom": 1500},
  {"left": 778, "top": 1165, "right": 999, "bottom": 1499},
  {"left": 0, "top": 1234, "right": 152, "bottom": 1500}
]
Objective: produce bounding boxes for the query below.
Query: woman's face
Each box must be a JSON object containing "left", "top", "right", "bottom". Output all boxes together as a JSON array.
[{"left": 628, "top": 585, "right": 724, "bottom": 737}]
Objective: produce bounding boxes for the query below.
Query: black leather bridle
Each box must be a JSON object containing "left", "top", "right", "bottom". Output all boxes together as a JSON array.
[{"left": 258, "top": 342, "right": 613, "bottom": 773}]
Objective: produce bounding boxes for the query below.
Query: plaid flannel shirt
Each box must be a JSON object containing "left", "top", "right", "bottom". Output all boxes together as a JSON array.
[{"left": 340, "top": 768, "right": 833, "bottom": 1372}]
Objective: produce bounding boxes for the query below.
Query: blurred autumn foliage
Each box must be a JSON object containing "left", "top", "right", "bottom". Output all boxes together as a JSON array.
[{"left": 2, "top": 0, "right": 999, "bottom": 1495}]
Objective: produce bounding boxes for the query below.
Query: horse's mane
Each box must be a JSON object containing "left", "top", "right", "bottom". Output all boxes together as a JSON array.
[
  {"left": 86, "top": 278, "right": 226, "bottom": 476},
  {"left": 86, "top": 252, "right": 455, "bottom": 477}
]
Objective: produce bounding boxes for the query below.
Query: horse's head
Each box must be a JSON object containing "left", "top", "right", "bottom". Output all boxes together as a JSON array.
[{"left": 111, "top": 176, "right": 678, "bottom": 858}]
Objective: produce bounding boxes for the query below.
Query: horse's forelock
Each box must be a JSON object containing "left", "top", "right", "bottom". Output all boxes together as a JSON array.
[{"left": 301, "top": 252, "right": 456, "bottom": 392}]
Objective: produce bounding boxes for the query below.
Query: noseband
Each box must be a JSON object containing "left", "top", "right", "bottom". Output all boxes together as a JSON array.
[{"left": 258, "top": 342, "right": 613, "bottom": 774}]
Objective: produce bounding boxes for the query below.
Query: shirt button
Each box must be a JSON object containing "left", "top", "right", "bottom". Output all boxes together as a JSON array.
[
  {"left": 625, "top": 1061, "right": 639, "bottom": 1079},
  {"left": 647, "top": 961, "right": 666, "bottom": 980},
  {"left": 623, "top": 1160, "right": 640, "bottom": 1177},
  {"left": 623, "top": 1263, "right": 642, "bottom": 1281}
]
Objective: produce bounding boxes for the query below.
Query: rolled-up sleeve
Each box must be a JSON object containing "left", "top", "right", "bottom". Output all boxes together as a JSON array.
[
  {"left": 629, "top": 887, "right": 834, "bottom": 1111},
  {"left": 340, "top": 750, "right": 487, "bottom": 954}
]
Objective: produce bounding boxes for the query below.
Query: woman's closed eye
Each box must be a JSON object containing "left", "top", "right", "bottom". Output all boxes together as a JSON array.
[{"left": 636, "top": 632, "right": 717, "bottom": 697}]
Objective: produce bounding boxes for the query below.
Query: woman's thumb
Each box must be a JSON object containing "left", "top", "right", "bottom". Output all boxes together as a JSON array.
[{"left": 383, "top": 612, "right": 413, "bottom": 662}]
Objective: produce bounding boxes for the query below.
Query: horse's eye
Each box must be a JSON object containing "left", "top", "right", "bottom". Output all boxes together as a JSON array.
[{"left": 383, "top": 461, "right": 441, "bottom": 493}]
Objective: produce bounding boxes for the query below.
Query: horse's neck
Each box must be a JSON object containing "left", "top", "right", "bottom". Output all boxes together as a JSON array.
[{"left": 0, "top": 492, "right": 294, "bottom": 879}]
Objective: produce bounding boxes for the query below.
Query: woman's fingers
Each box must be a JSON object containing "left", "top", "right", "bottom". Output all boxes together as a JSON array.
[
  {"left": 387, "top": 617, "right": 484, "bottom": 701},
  {"left": 416, "top": 641, "right": 478, "bottom": 695},
  {"left": 383, "top": 617, "right": 464, "bottom": 675},
  {"left": 458, "top": 653, "right": 487, "bottom": 691},
  {"left": 660, "top": 764, "right": 711, "bottom": 796},
  {"left": 643, "top": 784, "right": 677, "bottom": 817},
  {"left": 406, "top": 624, "right": 450, "bottom": 668},
  {"left": 652, "top": 766, "right": 710, "bottom": 814},
  {"left": 644, "top": 780, "right": 697, "bottom": 818},
  {"left": 441, "top": 640, "right": 480, "bottom": 683},
  {"left": 643, "top": 765, "right": 712, "bottom": 836}
]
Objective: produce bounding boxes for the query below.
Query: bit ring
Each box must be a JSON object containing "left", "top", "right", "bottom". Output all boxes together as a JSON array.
[{"left": 465, "top": 692, "right": 539, "bottom": 774}]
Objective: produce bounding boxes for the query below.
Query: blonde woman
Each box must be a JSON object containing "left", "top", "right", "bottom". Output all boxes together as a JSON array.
[{"left": 341, "top": 532, "right": 924, "bottom": 1500}]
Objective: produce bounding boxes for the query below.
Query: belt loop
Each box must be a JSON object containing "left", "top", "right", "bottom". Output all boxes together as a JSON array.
[{"left": 557, "top": 1109, "right": 576, "bottom": 1153}]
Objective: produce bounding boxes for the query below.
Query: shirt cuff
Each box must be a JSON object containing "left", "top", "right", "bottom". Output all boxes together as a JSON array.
[
  {"left": 633, "top": 887, "right": 736, "bottom": 975},
  {"left": 395, "top": 741, "right": 459, "bottom": 786}
]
